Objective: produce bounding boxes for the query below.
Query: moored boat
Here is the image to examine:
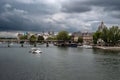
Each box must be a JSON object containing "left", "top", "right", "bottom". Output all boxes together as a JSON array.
[{"left": 70, "top": 43, "right": 78, "bottom": 47}]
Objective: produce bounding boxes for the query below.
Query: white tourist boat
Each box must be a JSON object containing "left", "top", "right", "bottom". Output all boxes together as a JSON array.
[{"left": 31, "top": 48, "right": 42, "bottom": 53}]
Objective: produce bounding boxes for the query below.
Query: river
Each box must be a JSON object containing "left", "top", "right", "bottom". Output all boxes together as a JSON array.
[{"left": 0, "top": 44, "right": 120, "bottom": 80}]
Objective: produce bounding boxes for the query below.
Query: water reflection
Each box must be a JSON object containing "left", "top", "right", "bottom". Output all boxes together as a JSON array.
[
  {"left": 57, "top": 47, "right": 68, "bottom": 50},
  {"left": 93, "top": 48, "right": 120, "bottom": 55},
  {"left": 33, "top": 53, "right": 41, "bottom": 57},
  {"left": 92, "top": 48, "right": 120, "bottom": 80}
]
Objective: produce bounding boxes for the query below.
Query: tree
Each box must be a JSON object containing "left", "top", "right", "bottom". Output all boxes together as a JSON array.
[
  {"left": 68, "top": 35, "right": 72, "bottom": 41},
  {"left": 57, "top": 31, "right": 69, "bottom": 41},
  {"left": 101, "top": 27, "right": 109, "bottom": 45},
  {"left": 46, "top": 37, "right": 56, "bottom": 40},
  {"left": 93, "top": 31, "right": 102, "bottom": 44},
  {"left": 19, "top": 35, "right": 27, "bottom": 47},
  {"left": 38, "top": 36, "right": 44, "bottom": 41},
  {"left": 19, "top": 35, "right": 27, "bottom": 40},
  {"left": 94, "top": 26, "right": 120, "bottom": 46},
  {"left": 109, "top": 26, "right": 120, "bottom": 46},
  {"left": 78, "top": 37, "right": 83, "bottom": 43},
  {"left": 29, "top": 35, "right": 37, "bottom": 43}
]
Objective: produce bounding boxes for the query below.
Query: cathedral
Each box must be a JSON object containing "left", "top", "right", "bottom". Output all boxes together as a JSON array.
[{"left": 98, "top": 21, "right": 106, "bottom": 32}]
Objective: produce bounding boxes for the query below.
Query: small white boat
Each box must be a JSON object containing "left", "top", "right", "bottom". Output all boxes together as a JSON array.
[{"left": 31, "top": 48, "right": 42, "bottom": 53}]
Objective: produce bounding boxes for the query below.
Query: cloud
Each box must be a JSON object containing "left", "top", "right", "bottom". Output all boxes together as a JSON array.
[
  {"left": 4, "top": 4, "right": 12, "bottom": 8},
  {"left": 15, "top": 0, "right": 35, "bottom": 4},
  {"left": 0, "top": 0, "right": 120, "bottom": 32},
  {"left": 61, "top": 1, "right": 92, "bottom": 13}
]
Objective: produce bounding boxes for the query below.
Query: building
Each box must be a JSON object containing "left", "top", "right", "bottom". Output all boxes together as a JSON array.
[
  {"left": 71, "top": 31, "right": 82, "bottom": 42},
  {"left": 72, "top": 31, "right": 93, "bottom": 44},
  {"left": 81, "top": 32, "right": 93, "bottom": 45},
  {"left": 97, "top": 21, "right": 107, "bottom": 45},
  {"left": 98, "top": 21, "right": 106, "bottom": 32}
]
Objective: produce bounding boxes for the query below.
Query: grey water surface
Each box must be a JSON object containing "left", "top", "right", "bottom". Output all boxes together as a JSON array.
[{"left": 0, "top": 44, "right": 120, "bottom": 80}]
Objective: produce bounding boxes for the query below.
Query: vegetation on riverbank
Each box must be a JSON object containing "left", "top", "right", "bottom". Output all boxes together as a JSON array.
[
  {"left": 93, "top": 26, "right": 120, "bottom": 46},
  {"left": 56, "top": 31, "right": 70, "bottom": 41}
]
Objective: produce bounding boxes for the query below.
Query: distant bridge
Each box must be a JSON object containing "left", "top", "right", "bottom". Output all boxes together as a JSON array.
[{"left": 0, "top": 39, "right": 65, "bottom": 43}]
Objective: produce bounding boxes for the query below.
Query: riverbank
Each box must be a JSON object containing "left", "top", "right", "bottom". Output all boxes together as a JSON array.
[{"left": 94, "top": 46, "right": 120, "bottom": 51}]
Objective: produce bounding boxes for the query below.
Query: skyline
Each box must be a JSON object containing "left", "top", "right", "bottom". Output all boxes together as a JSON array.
[{"left": 0, "top": 0, "right": 120, "bottom": 32}]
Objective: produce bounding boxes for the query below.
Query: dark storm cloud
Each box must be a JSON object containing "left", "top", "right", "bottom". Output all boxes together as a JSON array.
[
  {"left": 111, "top": 14, "right": 120, "bottom": 19},
  {"left": 87, "top": 0, "right": 120, "bottom": 11},
  {"left": 62, "top": 0, "right": 120, "bottom": 12},
  {"left": 0, "top": 15, "right": 39, "bottom": 31},
  {"left": 61, "top": 1, "right": 92, "bottom": 13},
  {"left": 0, "top": 13, "right": 58, "bottom": 32},
  {"left": 60, "top": 0, "right": 120, "bottom": 31},
  {"left": 0, "top": 0, "right": 57, "bottom": 15},
  {"left": 86, "top": 0, "right": 120, "bottom": 19},
  {"left": 0, "top": 0, "right": 120, "bottom": 32},
  {"left": 61, "top": 0, "right": 120, "bottom": 16},
  {"left": 12, "top": 3, "right": 58, "bottom": 15},
  {"left": 0, "top": 0, "right": 59, "bottom": 31}
]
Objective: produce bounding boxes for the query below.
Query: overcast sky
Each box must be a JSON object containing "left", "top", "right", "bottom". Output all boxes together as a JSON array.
[{"left": 0, "top": 0, "right": 120, "bottom": 32}]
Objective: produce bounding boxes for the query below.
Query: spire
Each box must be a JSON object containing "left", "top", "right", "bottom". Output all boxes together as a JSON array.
[
  {"left": 98, "top": 21, "right": 106, "bottom": 32},
  {"left": 101, "top": 21, "right": 104, "bottom": 25}
]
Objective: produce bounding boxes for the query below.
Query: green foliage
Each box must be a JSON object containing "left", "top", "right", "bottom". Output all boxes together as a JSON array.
[
  {"left": 38, "top": 36, "right": 44, "bottom": 41},
  {"left": 46, "top": 37, "right": 55, "bottom": 40},
  {"left": 19, "top": 35, "right": 27, "bottom": 40},
  {"left": 93, "top": 31, "right": 102, "bottom": 44},
  {"left": 29, "top": 35, "right": 37, "bottom": 42},
  {"left": 101, "top": 27, "right": 109, "bottom": 44},
  {"left": 78, "top": 37, "right": 83, "bottom": 43},
  {"left": 57, "top": 31, "right": 69, "bottom": 41},
  {"left": 93, "top": 26, "right": 120, "bottom": 46},
  {"left": 109, "top": 26, "right": 120, "bottom": 45},
  {"left": 68, "top": 36, "right": 72, "bottom": 41},
  {"left": 53, "top": 37, "right": 57, "bottom": 40}
]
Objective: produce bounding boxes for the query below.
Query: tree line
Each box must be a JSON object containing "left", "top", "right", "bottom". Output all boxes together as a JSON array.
[
  {"left": 93, "top": 26, "right": 120, "bottom": 46},
  {"left": 19, "top": 31, "right": 83, "bottom": 43}
]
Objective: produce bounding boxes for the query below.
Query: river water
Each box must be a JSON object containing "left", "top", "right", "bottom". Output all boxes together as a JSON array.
[{"left": 0, "top": 44, "right": 120, "bottom": 80}]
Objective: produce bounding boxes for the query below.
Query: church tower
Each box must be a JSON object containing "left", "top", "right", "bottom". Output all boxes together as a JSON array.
[{"left": 98, "top": 21, "right": 106, "bottom": 32}]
